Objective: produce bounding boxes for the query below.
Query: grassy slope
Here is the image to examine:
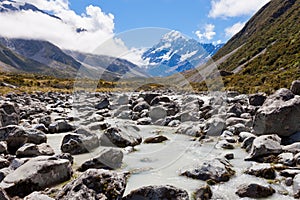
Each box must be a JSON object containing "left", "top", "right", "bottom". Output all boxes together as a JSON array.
[{"left": 185, "top": 0, "right": 300, "bottom": 94}]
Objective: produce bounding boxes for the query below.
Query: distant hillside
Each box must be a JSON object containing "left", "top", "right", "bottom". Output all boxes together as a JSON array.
[{"left": 209, "top": 0, "right": 300, "bottom": 93}]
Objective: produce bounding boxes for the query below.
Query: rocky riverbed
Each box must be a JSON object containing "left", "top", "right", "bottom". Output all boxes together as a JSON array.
[{"left": 1, "top": 81, "right": 300, "bottom": 199}]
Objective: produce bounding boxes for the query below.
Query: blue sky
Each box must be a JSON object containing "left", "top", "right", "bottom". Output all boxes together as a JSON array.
[{"left": 68, "top": 0, "right": 270, "bottom": 44}]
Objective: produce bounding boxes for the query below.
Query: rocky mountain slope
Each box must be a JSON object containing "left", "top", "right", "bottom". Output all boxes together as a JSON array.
[
  {"left": 181, "top": 0, "right": 300, "bottom": 93},
  {"left": 142, "top": 31, "right": 223, "bottom": 76}
]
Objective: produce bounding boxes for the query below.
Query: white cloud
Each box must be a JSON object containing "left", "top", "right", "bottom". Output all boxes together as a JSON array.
[
  {"left": 195, "top": 24, "right": 216, "bottom": 42},
  {"left": 0, "top": 0, "right": 146, "bottom": 66},
  {"left": 225, "top": 22, "right": 245, "bottom": 37},
  {"left": 209, "top": 0, "right": 270, "bottom": 18}
]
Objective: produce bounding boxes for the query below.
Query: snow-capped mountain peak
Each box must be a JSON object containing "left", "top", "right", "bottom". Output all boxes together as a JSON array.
[{"left": 142, "top": 30, "right": 224, "bottom": 76}]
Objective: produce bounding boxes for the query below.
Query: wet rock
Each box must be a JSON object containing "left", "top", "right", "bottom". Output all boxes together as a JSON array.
[
  {"left": 144, "top": 135, "right": 168, "bottom": 144},
  {"left": 245, "top": 135, "right": 282, "bottom": 161},
  {"left": 24, "top": 191, "right": 54, "bottom": 200},
  {"left": 245, "top": 163, "right": 276, "bottom": 179},
  {"left": 236, "top": 183, "right": 275, "bottom": 198},
  {"left": 16, "top": 143, "right": 54, "bottom": 157},
  {"left": 253, "top": 88, "right": 300, "bottom": 137},
  {"left": 61, "top": 129, "right": 99, "bottom": 155},
  {"left": 249, "top": 93, "right": 267, "bottom": 106},
  {"left": 100, "top": 126, "right": 142, "bottom": 148},
  {"left": 78, "top": 148, "right": 123, "bottom": 172},
  {"left": 38, "top": 116, "right": 52, "bottom": 128},
  {"left": 193, "top": 185, "right": 212, "bottom": 200},
  {"left": 239, "top": 132, "right": 256, "bottom": 142},
  {"left": 123, "top": 185, "right": 189, "bottom": 200},
  {"left": 48, "top": 120, "right": 75, "bottom": 134},
  {"left": 241, "top": 136, "right": 256, "bottom": 152},
  {"left": 57, "top": 169, "right": 126, "bottom": 200},
  {"left": 291, "top": 80, "right": 300, "bottom": 95},
  {"left": 0, "top": 156, "right": 72, "bottom": 198},
  {"left": 181, "top": 158, "right": 235, "bottom": 183}
]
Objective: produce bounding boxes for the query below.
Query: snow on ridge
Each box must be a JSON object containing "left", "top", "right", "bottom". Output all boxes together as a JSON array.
[{"left": 180, "top": 50, "right": 197, "bottom": 62}]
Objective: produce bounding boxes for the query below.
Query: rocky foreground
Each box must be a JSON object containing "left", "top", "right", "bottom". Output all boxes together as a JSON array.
[{"left": 1, "top": 81, "right": 300, "bottom": 199}]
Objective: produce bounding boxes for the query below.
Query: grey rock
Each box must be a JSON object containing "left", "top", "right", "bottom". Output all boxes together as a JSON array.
[
  {"left": 245, "top": 163, "right": 276, "bottom": 179},
  {"left": 283, "top": 142, "right": 300, "bottom": 153},
  {"left": 0, "top": 156, "right": 72, "bottom": 198},
  {"left": 16, "top": 143, "right": 55, "bottom": 158},
  {"left": 0, "top": 102, "right": 19, "bottom": 127},
  {"left": 245, "top": 135, "right": 282, "bottom": 161},
  {"left": 253, "top": 88, "right": 300, "bottom": 137},
  {"left": 294, "top": 174, "right": 300, "bottom": 198},
  {"left": 249, "top": 93, "right": 267, "bottom": 106},
  {"left": 239, "top": 132, "right": 256, "bottom": 142},
  {"left": 291, "top": 80, "right": 300, "bottom": 95},
  {"left": 24, "top": 192, "right": 54, "bottom": 200},
  {"left": 61, "top": 129, "right": 99, "bottom": 155},
  {"left": 149, "top": 106, "right": 168, "bottom": 122},
  {"left": 26, "top": 129, "right": 47, "bottom": 144},
  {"left": 137, "top": 117, "right": 152, "bottom": 125},
  {"left": 78, "top": 148, "right": 123, "bottom": 171},
  {"left": 0, "top": 157, "right": 10, "bottom": 169},
  {"left": 0, "top": 141, "right": 7, "bottom": 154},
  {"left": 286, "top": 177, "right": 293, "bottom": 186},
  {"left": 0, "top": 188, "right": 9, "bottom": 200},
  {"left": 38, "top": 116, "right": 52, "bottom": 127},
  {"left": 280, "top": 169, "right": 300, "bottom": 177},
  {"left": 193, "top": 185, "right": 212, "bottom": 200},
  {"left": 278, "top": 152, "right": 294, "bottom": 166},
  {"left": 204, "top": 117, "right": 225, "bottom": 136},
  {"left": 236, "top": 183, "right": 275, "bottom": 198},
  {"left": 144, "top": 135, "right": 168, "bottom": 144},
  {"left": 150, "top": 96, "right": 171, "bottom": 106},
  {"left": 133, "top": 101, "right": 150, "bottom": 112},
  {"left": 175, "top": 122, "right": 203, "bottom": 137},
  {"left": 123, "top": 185, "right": 189, "bottom": 200},
  {"left": 181, "top": 158, "right": 235, "bottom": 183},
  {"left": 100, "top": 126, "right": 142, "bottom": 148},
  {"left": 57, "top": 169, "right": 126, "bottom": 200},
  {"left": 48, "top": 120, "right": 75, "bottom": 134},
  {"left": 95, "top": 98, "right": 110, "bottom": 110}
]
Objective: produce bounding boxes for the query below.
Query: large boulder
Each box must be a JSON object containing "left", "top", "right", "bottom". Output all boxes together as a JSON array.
[
  {"left": 248, "top": 93, "right": 267, "bottom": 106},
  {"left": 24, "top": 192, "right": 54, "bottom": 200},
  {"left": 100, "top": 126, "right": 142, "bottom": 148},
  {"left": 181, "top": 158, "right": 235, "bottom": 183},
  {"left": 253, "top": 88, "right": 300, "bottom": 137},
  {"left": 123, "top": 185, "right": 189, "bottom": 200},
  {"left": 0, "top": 125, "right": 28, "bottom": 154},
  {"left": 57, "top": 169, "right": 127, "bottom": 200},
  {"left": 245, "top": 135, "right": 282, "bottom": 161},
  {"left": 236, "top": 183, "right": 275, "bottom": 198},
  {"left": 16, "top": 143, "right": 55, "bottom": 158},
  {"left": 0, "top": 102, "right": 20, "bottom": 127},
  {"left": 0, "top": 156, "right": 72, "bottom": 198},
  {"left": 61, "top": 128, "right": 99, "bottom": 155},
  {"left": 78, "top": 148, "right": 123, "bottom": 171},
  {"left": 245, "top": 163, "right": 276, "bottom": 179},
  {"left": 48, "top": 120, "right": 75, "bottom": 134},
  {"left": 175, "top": 122, "right": 203, "bottom": 137}
]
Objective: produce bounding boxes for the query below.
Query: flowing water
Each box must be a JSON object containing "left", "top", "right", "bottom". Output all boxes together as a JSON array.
[{"left": 47, "top": 119, "right": 295, "bottom": 199}]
